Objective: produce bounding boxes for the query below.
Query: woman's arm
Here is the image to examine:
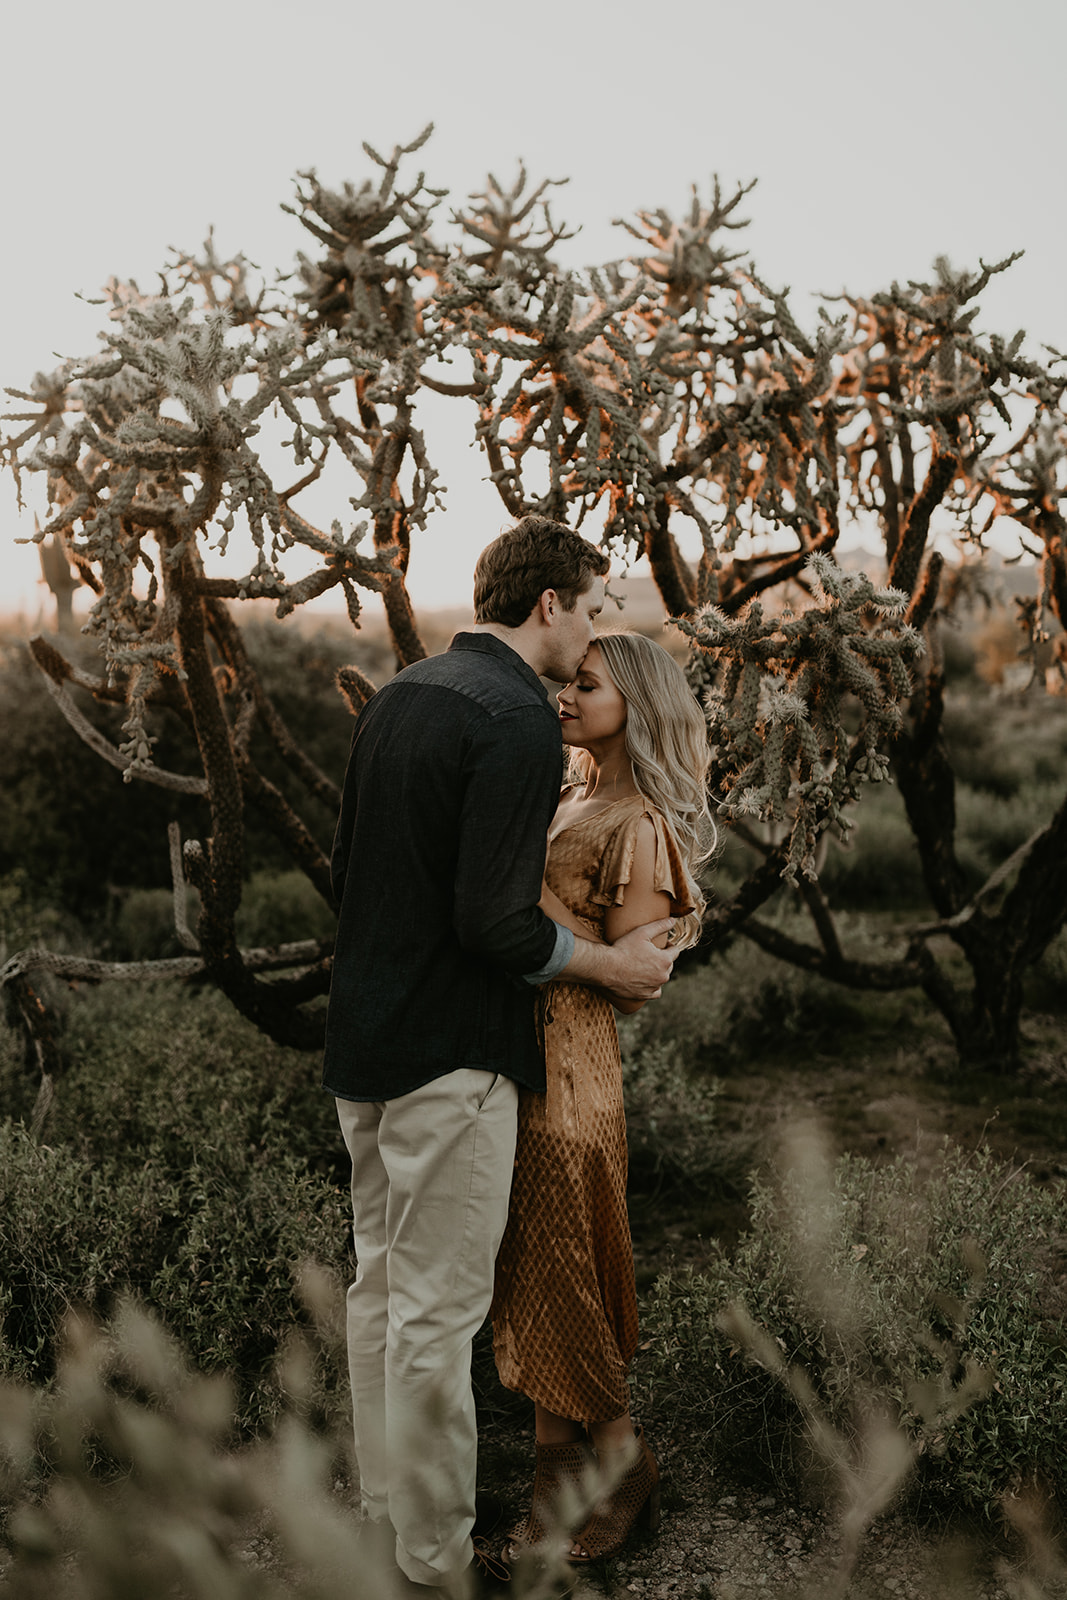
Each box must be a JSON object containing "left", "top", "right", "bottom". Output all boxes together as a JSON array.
[
  {"left": 601, "top": 818, "right": 672, "bottom": 1012},
  {"left": 541, "top": 874, "right": 674, "bottom": 1007},
  {"left": 542, "top": 818, "right": 672, "bottom": 1013}
]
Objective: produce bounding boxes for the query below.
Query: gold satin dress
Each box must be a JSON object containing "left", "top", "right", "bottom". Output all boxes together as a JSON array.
[{"left": 491, "top": 794, "right": 692, "bottom": 1424}]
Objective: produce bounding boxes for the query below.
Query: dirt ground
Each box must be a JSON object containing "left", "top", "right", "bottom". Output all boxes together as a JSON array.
[{"left": 473, "top": 1407, "right": 1066, "bottom": 1600}]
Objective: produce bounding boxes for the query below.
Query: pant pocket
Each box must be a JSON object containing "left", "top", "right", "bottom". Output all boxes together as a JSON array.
[{"left": 474, "top": 1070, "right": 503, "bottom": 1110}]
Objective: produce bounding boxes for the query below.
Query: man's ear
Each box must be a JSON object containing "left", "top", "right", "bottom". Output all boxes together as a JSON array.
[{"left": 537, "top": 589, "right": 558, "bottom": 625}]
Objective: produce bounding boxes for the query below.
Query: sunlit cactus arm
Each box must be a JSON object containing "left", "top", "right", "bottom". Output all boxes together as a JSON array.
[
  {"left": 677, "top": 560, "right": 919, "bottom": 881},
  {"left": 645, "top": 500, "right": 696, "bottom": 615},
  {"left": 887, "top": 436, "right": 960, "bottom": 597},
  {"left": 903, "top": 551, "right": 944, "bottom": 631},
  {"left": 336, "top": 663, "right": 378, "bottom": 716},
  {"left": 375, "top": 566, "right": 427, "bottom": 667}
]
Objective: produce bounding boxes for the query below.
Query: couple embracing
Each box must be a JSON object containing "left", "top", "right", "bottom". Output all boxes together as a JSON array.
[{"left": 323, "top": 517, "right": 711, "bottom": 1597}]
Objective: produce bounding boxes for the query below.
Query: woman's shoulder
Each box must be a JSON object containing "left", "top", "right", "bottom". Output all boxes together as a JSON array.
[
  {"left": 591, "top": 797, "right": 692, "bottom": 910},
  {"left": 606, "top": 793, "right": 664, "bottom": 834}
]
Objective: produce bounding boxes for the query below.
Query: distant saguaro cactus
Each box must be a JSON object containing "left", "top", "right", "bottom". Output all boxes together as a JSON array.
[{"left": 37, "top": 530, "right": 80, "bottom": 634}]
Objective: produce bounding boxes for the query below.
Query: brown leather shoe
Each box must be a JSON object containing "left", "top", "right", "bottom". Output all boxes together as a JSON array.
[{"left": 389, "top": 1542, "right": 510, "bottom": 1598}]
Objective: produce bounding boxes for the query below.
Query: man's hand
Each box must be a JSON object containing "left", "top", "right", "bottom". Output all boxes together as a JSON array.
[
  {"left": 603, "top": 918, "right": 677, "bottom": 1001},
  {"left": 560, "top": 916, "right": 676, "bottom": 1004}
]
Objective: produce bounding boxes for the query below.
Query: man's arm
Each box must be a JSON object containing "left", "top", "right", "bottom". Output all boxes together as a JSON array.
[
  {"left": 452, "top": 707, "right": 564, "bottom": 975},
  {"left": 536, "top": 883, "right": 656, "bottom": 1006},
  {"left": 560, "top": 918, "right": 676, "bottom": 1001},
  {"left": 539, "top": 820, "right": 677, "bottom": 1004}
]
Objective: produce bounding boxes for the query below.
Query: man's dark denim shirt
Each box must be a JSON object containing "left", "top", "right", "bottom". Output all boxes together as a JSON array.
[{"left": 322, "top": 633, "right": 566, "bottom": 1102}]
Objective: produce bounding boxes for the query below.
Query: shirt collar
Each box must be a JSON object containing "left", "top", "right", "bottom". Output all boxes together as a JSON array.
[{"left": 448, "top": 631, "right": 551, "bottom": 699}]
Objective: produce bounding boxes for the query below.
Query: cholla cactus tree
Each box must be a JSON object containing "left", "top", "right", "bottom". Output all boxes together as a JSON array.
[
  {"left": 2, "top": 134, "right": 447, "bottom": 1056},
  {"left": 3, "top": 132, "right": 1066, "bottom": 1088},
  {"left": 678, "top": 556, "right": 923, "bottom": 882},
  {"left": 431, "top": 190, "right": 1067, "bottom": 1068},
  {"left": 819, "top": 262, "right": 1067, "bottom": 1066}
]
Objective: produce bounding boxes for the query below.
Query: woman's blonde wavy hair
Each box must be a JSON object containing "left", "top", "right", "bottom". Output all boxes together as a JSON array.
[{"left": 568, "top": 630, "right": 714, "bottom": 949}]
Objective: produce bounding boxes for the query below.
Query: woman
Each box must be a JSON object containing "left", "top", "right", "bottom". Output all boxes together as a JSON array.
[{"left": 491, "top": 630, "right": 712, "bottom": 1565}]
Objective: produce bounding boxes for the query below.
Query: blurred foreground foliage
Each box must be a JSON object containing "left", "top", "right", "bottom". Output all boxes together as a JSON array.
[
  {"left": 634, "top": 1137, "right": 1067, "bottom": 1519},
  {"left": 1, "top": 978, "right": 1065, "bottom": 1547},
  {"left": 0, "top": 1293, "right": 424, "bottom": 1600}
]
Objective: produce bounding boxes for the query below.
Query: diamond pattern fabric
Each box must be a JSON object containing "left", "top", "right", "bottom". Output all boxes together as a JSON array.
[{"left": 491, "top": 796, "right": 692, "bottom": 1423}]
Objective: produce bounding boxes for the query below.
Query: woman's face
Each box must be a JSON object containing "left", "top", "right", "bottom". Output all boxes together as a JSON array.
[{"left": 556, "top": 643, "right": 628, "bottom": 752}]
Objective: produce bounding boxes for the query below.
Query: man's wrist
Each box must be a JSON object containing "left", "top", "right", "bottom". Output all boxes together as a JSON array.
[
  {"left": 558, "top": 934, "right": 619, "bottom": 989},
  {"left": 521, "top": 921, "right": 575, "bottom": 985}
]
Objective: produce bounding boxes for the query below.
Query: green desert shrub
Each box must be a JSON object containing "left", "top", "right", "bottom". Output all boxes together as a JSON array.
[
  {"left": 652, "top": 931, "right": 921, "bottom": 1072},
  {"left": 942, "top": 692, "right": 1067, "bottom": 800},
  {"left": 954, "top": 778, "right": 1067, "bottom": 885},
  {"left": 0, "top": 984, "right": 350, "bottom": 1435},
  {"left": 103, "top": 885, "right": 199, "bottom": 961},
  {"left": 0, "top": 638, "right": 206, "bottom": 920},
  {"left": 36, "top": 984, "right": 338, "bottom": 1166},
  {"left": 234, "top": 870, "right": 336, "bottom": 950},
  {"left": 0, "top": 1121, "right": 350, "bottom": 1437},
  {"left": 104, "top": 871, "right": 336, "bottom": 963},
  {"left": 1027, "top": 928, "right": 1067, "bottom": 1013},
  {"left": 104, "top": 869, "right": 334, "bottom": 963},
  {"left": 633, "top": 1137, "right": 1067, "bottom": 1516},
  {"left": 620, "top": 1031, "right": 720, "bottom": 1188},
  {"left": 813, "top": 784, "right": 927, "bottom": 910},
  {"left": 0, "top": 1126, "right": 182, "bottom": 1378},
  {"left": 0, "top": 617, "right": 377, "bottom": 925}
]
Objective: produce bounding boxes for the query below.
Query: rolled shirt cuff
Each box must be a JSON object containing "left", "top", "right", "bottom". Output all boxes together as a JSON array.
[{"left": 521, "top": 921, "right": 574, "bottom": 985}]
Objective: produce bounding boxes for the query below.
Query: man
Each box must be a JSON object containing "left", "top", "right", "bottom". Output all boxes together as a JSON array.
[{"left": 323, "top": 516, "right": 676, "bottom": 1597}]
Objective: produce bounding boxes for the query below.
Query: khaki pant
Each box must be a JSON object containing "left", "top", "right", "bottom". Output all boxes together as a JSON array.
[{"left": 336, "top": 1070, "right": 519, "bottom": 1587}]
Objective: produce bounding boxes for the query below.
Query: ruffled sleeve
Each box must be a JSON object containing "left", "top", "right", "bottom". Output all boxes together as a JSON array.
[{"left": 590, "top": 802, "right": 694, "bottom": 914}]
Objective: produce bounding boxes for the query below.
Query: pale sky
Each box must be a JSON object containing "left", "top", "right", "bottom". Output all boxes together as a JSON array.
[{"left": 3, "top": 0, "right": 1064, "bottom": 625}]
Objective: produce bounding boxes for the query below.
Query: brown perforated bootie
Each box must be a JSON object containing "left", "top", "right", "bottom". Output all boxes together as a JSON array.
[
  {"left": 502, "top": 1437, "right": 595, "bottom": 1563},
  {"left": 568, "top": 1426, "right": 660, "bottom": 1562}
]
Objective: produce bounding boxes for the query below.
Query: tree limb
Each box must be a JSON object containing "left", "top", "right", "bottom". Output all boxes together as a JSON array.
[
  {"left": 740, "top": 916, "right": 928, "bottom": 990},
  {"left": 28, "top": 638, "right": 207, "bottom": 796},
  {"left": 1, "top": 940, "right": 334, "bottom": 987}
]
